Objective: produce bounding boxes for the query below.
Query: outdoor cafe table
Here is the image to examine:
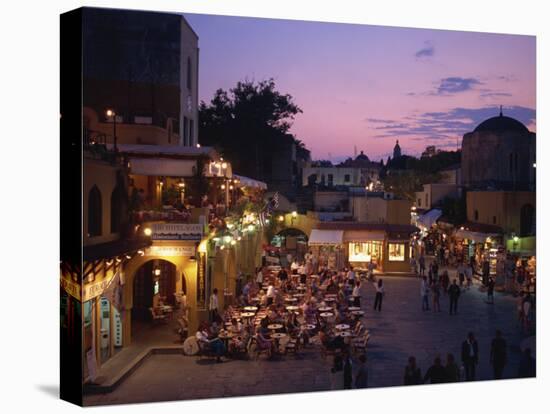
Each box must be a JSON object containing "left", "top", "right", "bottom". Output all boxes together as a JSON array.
[
  {"left": 303, "top": 323, "right": 316, "bottom": 330},
  {"left": 320, "top": 312, "right": 334, "bottom": 318},
  {"left": 286, "top": 305, "right": 300, "bottom": 312},
  {"left": 297, "top": 285, "right": 307, "bottom": 291},
  {"left": 335, "top": 324, "right": 350, "bottom": 331},
  {"left": 268, "top": 323, "right": 283, "bottom": 331},
  {"left": 271, "top": 333, "right": 288, "bottom": 353},
  {"left": 284, "top": 297, "right": 298, "bottom": 303},
  {"left": 243, "top": 306, "right": 258, "bottom": 312},
  {"left": 324, "top": 297, "right": 336, "bottom": 303},
  {"left": 348, "top": 306, "right": 361, "bottom": 311},
  {"left": 218, "top": 331, "right": 235, "bottom": 349},
  {"left": 293, "top": 293, "right": 305, "bottom": 298},
  {"left": 318, "top": 306, "right": 332, "bottom": 312},
  {"left": 336, "top": 331, "right": 352, "bottom": 338},
  {"left": 351, "top": 310, "right": 365, "bottom": 317}
]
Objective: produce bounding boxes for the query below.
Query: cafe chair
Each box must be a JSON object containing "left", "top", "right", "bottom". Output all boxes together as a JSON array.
[{"left": 149, "top": 307, "right": 168, "bottom": 324}]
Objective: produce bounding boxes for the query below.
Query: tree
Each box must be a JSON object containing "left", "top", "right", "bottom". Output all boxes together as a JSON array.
[{"left": 199, "top": 79, "right": 304, "bottom": 180}]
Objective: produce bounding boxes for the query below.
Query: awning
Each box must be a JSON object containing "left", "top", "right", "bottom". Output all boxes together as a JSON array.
[
  {"left": 233, "top": 174, "right": 267, "bottom": 190},
  {"left": 129, "top": 157, "right": 197, "bottom": 177},
  {"left": 416, "top": 209, "right": 442, "bottom": 229},
  {"left": 343, "top": 230, "right": 385, "bottom": 242},
  {"left": 308, "top": 229, "right": 344, "bottom": 245},
  {"left": 455, "top": 229, "right": 501, "bottom": 243}
]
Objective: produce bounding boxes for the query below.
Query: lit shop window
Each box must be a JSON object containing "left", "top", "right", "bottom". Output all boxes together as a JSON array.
[
  {"left": 349, "top": 241, "right": 383, "bottom": 262},
  {"left": 388, "top": 243, "right": 405, "bottom": 261}
]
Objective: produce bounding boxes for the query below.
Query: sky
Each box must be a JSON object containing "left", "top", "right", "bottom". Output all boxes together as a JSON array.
[{"left": 185, "top": 13, "right": 536, "bottom": 162}]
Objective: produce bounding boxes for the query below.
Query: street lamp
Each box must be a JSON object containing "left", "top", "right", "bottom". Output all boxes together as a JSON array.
[{"left": 106, "top": 109, "right": 118, "bottom": 152}]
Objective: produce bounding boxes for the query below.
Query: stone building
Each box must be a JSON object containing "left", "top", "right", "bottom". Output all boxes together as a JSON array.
[{"left": 461, "top": 109, "right": 536, "bottom": 191}]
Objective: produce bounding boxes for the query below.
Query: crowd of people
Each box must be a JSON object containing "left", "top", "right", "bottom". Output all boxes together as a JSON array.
[{"left": 403, "top": 330, "right": 535, "bottom": 385}]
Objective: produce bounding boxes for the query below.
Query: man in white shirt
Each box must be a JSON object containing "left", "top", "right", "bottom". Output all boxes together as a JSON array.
[
  {"left": 209, "top": 288, "right": 219, "bottom": 322},
  {"left": 291, "top": 260, "right": 299, "bottom": 274},
  {"left": 266, "top": 284, "right": 276, "bottom": 306},
  {"left": 347, "top": 267, "right": 356, "bottom": 282},
  {"left": 256, "top": 267, "right": 264, "bottom": 289}
]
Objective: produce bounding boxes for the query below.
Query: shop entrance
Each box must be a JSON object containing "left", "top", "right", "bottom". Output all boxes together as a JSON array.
[
  {"left": 132, "top": 259, "right": 177, "bottom": 324},
  {"left": 271, "top": 228, "right": 308, "bottom": 263}
]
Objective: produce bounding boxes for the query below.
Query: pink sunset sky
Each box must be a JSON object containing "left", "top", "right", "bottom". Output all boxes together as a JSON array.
[{"left": 185, "top": 13, "right": 536, "bottom": 162}]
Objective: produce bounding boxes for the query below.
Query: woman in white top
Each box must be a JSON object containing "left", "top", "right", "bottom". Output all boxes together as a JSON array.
[
  {"left": 373, "top": 279, "right": 384, "bottom": 312},
  {"left": 352, "top": 281, "right": 361, "bottom": 307},
  {"left": 256, "top": 267, "right": 264, "bottom": 289}
]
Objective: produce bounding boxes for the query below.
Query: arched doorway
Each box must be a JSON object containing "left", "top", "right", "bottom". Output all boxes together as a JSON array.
[
  {"left": 271, "top": 228, "right": 309, "bottom": 262},
  {"left": 131, "top": 259, "right": 178, "bottom": 342}
]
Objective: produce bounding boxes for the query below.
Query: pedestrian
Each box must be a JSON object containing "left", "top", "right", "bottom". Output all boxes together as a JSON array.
[
  {"left": 256, "top": 266, "right": 264, "bottom": 290},
  {"left": 421, "top": 276, "right": 430, "bottom": 311},
  {"left": 442, "top": 270, "right": 450, "bottom": 295},
  {"left": 518, "top": 348, "right": 536, "bottom": 378},
  {"left": 459, "top": 271, "right": 465, "bottom": 288},
  {"left": 343, "top": 351, "right": 353, "bottom": 389},
  {"left": 431, "top": 280, "right": 441, "bottom": 312},
  {"left": 373, "top": 279, "right": 384, "bottom": 312},
  {"left": 461, "top": 332, "right": 479, "bottom": 381},
  {"left": 419, "top": 255, "right": 426, "bottom": 276},
  {"left": 448, "top": 279, "right": 461, "bottom": 315},
  {"left": 423, "top": 356, "right": 447, "bottom": 384},
  {"left": 403, "top": 356, "right": 422, "bottom": 385},
  {"left": 487, "top": 276, "right": 495, "bottom": 304},
  {"left": 352, "top": 280, "right": 361, "bottom": 307},
  {"left": 355, "top": 354, "right": 368, "bottom": 388},
  {"left": 445, "top": 353, "right": 460, "bottom": 382},
  {"left": 522, "top": 292, "right": 533, "bottom": 333},
  {"left": 516, "top": 291, "right": 525, "bottom": 325},
  {"left": 209, "top": 288, "right": 220, "bottom": 323},
  {"left": 330, "top": 354, "right": 344, "bottom": 390},
  {"left": 465, "top": 265, "right": 473, "bottom": 289},
  {"left": 490, "top": 330, "right": 507, "bottom": 379},
  {"left": 482, "top": 259, "right": 490, "bottom": 286}
]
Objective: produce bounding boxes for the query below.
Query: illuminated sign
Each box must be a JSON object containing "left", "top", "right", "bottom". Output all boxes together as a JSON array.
[
  {"left": 145, "top": 245, "right": 196, "bottom": 257},
  {"left": 151, "top": 223, "right": 203, "bottom": 241}
]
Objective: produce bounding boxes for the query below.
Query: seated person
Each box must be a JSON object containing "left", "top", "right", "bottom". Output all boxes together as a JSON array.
[
  {"left": 255, "top": 319, "right": 274, "bottom": 356},
  {"left": 196, "top": 323, "right": 226, "bottom": 362},
  {"left": 228, "top": 318, "right": 247, "bottom": 353},
  {"left": 319, "top": 328, "right": 345, "bottom": 351}
]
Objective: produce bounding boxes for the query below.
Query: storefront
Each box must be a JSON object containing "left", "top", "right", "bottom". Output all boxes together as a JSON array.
[
  {"left": 310, "top": 223, "right": 418, "bottom": 273},
  {"left": 308, "top": 229, "right": 345, "bottom": 270}
]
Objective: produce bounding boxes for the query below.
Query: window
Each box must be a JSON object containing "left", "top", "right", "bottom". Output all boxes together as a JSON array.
[
  {"left": 110, "top": 185, "right": 126, "bottom": 233},
  {"left": 88, "top": 185, "right": 102, "bottom": 237},
  {"left": 189, "top": 119, "right": 194, "bottom": 146},
  {"left": 493, "top": 215, "right": 497, "bottom": 225},
  {"left": 417, "top": 198, "right": 422, "bottom": 207},
  {"left": 388, "top": 243, "right": 405, "bottom": 261},
  {"left": 328, "top": 174, "right": 334, "bottom": 187},
  {"left": 349, "top": 241, "right": 383, "bottom": 263},
  {"left": 474, "top": 209, "right": 479, "bottom": 221},
  {"left": 186, "top": 57, "right": 192, "bottom": 90},
  {"left": 344, "top": 174, "right": 350, "bottom": 182}
]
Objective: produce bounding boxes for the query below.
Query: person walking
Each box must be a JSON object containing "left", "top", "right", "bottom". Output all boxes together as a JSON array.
[
  {"left": 431, "top": 280, "right": 441, "bottom": 312},
  {"left": 448, "top": 279, "right": 461, "bottom": 315},
  {"left": 490, "top": 330, "right": 507, "bottom": 379},
  {"left": 343, "top": 352, "right": 353, "bottom": 389},
  {"left": 423, "top": 356, "right": 447, "bottom": 384},
  {"left": 487, "top": 277, "right": 495, "bottom": 304},
  {"left": 461, "top": 332, "right": 479, "bottom": 381},
  {"left": 444, "top": 353, "right": 460, "bottom": 382},
  {"left": 373, "top": 279, "right": 384, "bottom": 312},
  {"left": 403, "top": 356, "right": 422, "bottom": 385},
  {"left": 352, "top": 280, "right": 361, "bottom": 307},
  {"left": 518, "top": 348, "right": 536, "bottom": 378},
  {"left": 209, "top": 288, "right": 220, "bottom": 323},
  {"left": 419, "top": 255, "right": 426, "bottom": 277},
  {"left": 256, "top": 267, "right": 264, "bottom": 290},
  {"left": 421, "top": 276, "right": 430, "bottom": 311},
  {"left": 355, "top": 354, "right": 368, "bottom": 388}
]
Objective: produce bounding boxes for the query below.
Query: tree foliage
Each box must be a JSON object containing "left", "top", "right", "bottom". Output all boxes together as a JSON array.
[{"left": 199, "top": 79, "right": 304, "bottom": 179}]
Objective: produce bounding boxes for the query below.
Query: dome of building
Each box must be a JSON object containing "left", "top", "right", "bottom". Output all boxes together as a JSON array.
[
  {"left": 473, "top": 111, "right": 528, "bottom": 133},
  {"left": 355, "top": 150, "right": 370, "bottom": 162}
]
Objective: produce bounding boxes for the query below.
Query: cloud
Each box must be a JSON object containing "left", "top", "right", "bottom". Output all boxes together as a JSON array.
[
  {"left": 364, "top": 118, "right": 396, "bottom": 124},
  {"left": 366, "top": 105, "right": 536, "bottom": 143},
  {"left": 415, "top": 41, "right": 434, "bottom": 59},
  {"left": 479, "top": 91, "right": 513, "bottom": 98},
  {"left": 436, "top": 77, "right": 482, "bottom": 94}
]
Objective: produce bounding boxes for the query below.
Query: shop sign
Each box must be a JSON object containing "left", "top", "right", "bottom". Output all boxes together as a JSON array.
[
  {"left": 197, "top": 252, "right": 206, "bottom": 309},
  {"left": 151, "top": 223, "right": 203, "bottom": 241},
  {"left": 82, "top": 275, "right": 117, "bottom": 302},
  {"left": 60, "top": 277, "right": 81, "bottom": 301},
  {"left": 145, "top": 245, "right": 196, "bottom": 257}
]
